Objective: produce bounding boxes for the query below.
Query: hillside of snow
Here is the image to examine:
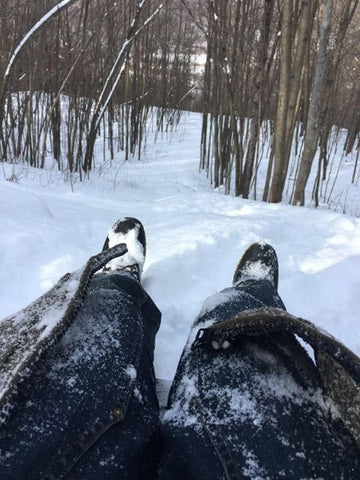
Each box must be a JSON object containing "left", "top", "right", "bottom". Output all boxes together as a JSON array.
[{"left": 1, "top": 112, "right": 360, "bottom": 380}]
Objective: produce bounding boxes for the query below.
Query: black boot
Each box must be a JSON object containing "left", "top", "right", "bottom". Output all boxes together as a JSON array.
[
  {"left": 232, "top": 242, "right": 279, "bottom": 290},
  {"left": 99, "top": 217, "right": 146, "bottom": 281}
]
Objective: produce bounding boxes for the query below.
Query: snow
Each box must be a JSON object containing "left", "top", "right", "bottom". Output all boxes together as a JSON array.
[
  {"left": 234, "top": 259, "right": 275, "bottom": 286},
  {"left": 163, "top": 374, "right": 199, "bottom": 427},
  {"left": 103, "top": 219, "right": 145, "bottom": 274},
  {"left": 1, "top": 112, "right": 360, "bottom": 382},
  {"left": 125, "top": 365, "right": 137, "bottom": 381}
]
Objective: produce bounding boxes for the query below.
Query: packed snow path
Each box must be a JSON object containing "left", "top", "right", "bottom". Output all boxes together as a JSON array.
[{"left": 1, "top": 113, "right": 360, "bottom": 380}]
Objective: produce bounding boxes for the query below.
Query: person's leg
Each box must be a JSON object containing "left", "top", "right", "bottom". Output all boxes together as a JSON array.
[
  {"left": 0, "top": 219, "right": 161, "bottom": 480},
  {"left": 159, "top": 243, "right": 360, "bottom": 480}
]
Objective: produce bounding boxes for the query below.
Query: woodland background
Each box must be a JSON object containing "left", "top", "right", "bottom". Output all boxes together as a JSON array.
[{"left": 0, "top": 0, "right": 359, "bottom": 207}]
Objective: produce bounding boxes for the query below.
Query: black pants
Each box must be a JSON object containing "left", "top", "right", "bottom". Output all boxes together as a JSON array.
[
  {"left": 0, "top": 273, "right": 161, "bottom": 480},
  {"left": 159, "top": 280, "right": 360, "bottom": 479},
  {"left": 0, "top": 273, "right": 359, "bottom": 479}
]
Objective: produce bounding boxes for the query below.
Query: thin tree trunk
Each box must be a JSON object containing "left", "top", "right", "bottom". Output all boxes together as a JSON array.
[
  {"left": 345, "top": 89, "right": 360, "bottom": 155},
  {"left": 83, "top": 1, "right": 162, "bottom": 171},
  {"left": 282, "top": 0, "right": 317, "bottom": 177},
  {"left": 269, "top": 0, "right": 292, "bottom": 202},
  {"left": 0, "top": 0, "right": 78, "bottom": 160},
  {"left": 242, "top": 0, "right": 274, "bottom": 199},
  {"left": 292, "top": 0, "right": 333, "bottom": 206}
]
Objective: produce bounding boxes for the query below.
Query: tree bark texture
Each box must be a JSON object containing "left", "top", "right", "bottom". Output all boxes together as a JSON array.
[{"left": 292, "top": 0, "right": 333, "bottom": 206}]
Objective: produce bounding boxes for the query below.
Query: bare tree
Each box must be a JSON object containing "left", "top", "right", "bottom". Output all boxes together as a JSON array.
[
  {"left": 292, "top": 0, "right": 333, "bottom": 206},
  {"left": 268, "top": 0, "right": 297, "bottom": 203},
  {"left": 0, "top": 0, "right": 358, "bottom": 204},
  {"left": 83, "top": 1, "right": 163, "bottom": 171},
  {"left": 0, "top": 0, "right": 79, "bottom": 160}
]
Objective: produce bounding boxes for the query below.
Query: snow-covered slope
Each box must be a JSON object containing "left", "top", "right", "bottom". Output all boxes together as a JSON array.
[{"left": 1, "top": 113, "right": 360, "bottom": 380}]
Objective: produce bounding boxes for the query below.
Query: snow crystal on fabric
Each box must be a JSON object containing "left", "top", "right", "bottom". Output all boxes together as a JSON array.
[
  {"left": 240, "top": 445, "right": 270, "bottom": 480},
  {"left": 125, "top": 364, "right": 137, "bottom": 380},
  {"left": 163, "top": 375, "right": 199, "bottom": 428},
  {"left": 199, "top": 289, "right": 240, "bottom": 316}
]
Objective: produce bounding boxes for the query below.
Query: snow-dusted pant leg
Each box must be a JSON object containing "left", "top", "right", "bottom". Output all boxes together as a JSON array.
[
  {"left": 0, "top": 273, "right": 161, "bottom": 480},
  {"left": 158, "top": 279, "right": 360, "bottom": 480}
]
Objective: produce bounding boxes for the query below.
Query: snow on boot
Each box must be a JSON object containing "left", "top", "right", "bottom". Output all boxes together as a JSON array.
[
  {"left": 99, "top": 217, "right": 146, "bottom": 281},
  {"left": 232, "top": 242, "right": 279, "bottom": 289}
]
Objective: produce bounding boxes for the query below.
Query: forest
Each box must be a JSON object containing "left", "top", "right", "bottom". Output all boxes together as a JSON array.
[{"left": 0, "top": 0, "right": 359, "bottom": 206}]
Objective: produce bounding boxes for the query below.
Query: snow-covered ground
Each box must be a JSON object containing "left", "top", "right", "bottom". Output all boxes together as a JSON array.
[{"left": 1, "top": 112, "right": 360, "bottom": 380}]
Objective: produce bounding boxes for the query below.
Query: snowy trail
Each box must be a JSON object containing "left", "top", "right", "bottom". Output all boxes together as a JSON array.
[{"left": 1, "top": 113, "right": 360, "bottom": 380}]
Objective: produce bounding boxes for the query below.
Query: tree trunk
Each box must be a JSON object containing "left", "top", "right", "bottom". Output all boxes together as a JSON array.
[
  {"left": 345, "top": 89, "right": 360, "bottom": 155},
  {"left": 269, "top": 0, "right": 292, "bottom": 202},
  {"left": 242, "top": 0, "right": 275, "bottom": 199},
  {"left": 282, "top": 0, "right": 317, "bottom": 176},
  {"left": 292, "top": 0, "right": 333, "bottom": 206}
]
